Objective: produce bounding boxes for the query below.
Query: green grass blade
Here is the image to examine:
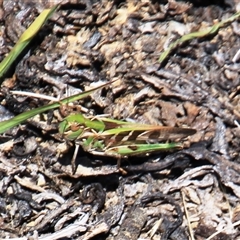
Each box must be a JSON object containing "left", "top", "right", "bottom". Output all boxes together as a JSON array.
[
  {"left": 0, "top": 81, "right": 114, "bottom": 134},
  {"left": 159, "top": 11, "right": 240, "bottom": 64},
  {"left": 0, "top": 5, "right": 58, "bottom": 80}
]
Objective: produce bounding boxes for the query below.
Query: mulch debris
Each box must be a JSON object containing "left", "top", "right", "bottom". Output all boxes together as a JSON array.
[{"left": 0, "top": 0, "right": 240, "bottom": 239}]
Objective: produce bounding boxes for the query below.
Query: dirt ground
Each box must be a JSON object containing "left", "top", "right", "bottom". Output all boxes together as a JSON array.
[{"left": 0, "top": 0, "right": 240, "bottom": 239}]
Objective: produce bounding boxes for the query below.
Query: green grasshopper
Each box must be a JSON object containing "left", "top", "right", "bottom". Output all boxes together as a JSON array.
[{"left": 58, "top": 112, "right": 196, "bottom": 161}]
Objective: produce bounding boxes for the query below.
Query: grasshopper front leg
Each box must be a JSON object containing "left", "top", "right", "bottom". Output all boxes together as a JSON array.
[{"left": 59, "top": 113, "right": 106, "bottom": 172}]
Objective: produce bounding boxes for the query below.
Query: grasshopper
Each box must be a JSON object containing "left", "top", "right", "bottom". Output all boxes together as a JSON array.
[{"left": 58, "top": 111, "right": 196, "bottom": 167}]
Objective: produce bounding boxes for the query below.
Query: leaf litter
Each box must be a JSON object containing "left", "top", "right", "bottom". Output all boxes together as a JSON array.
[{"left": 0, "top": 0, "right": 240, "bottom": 239}]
